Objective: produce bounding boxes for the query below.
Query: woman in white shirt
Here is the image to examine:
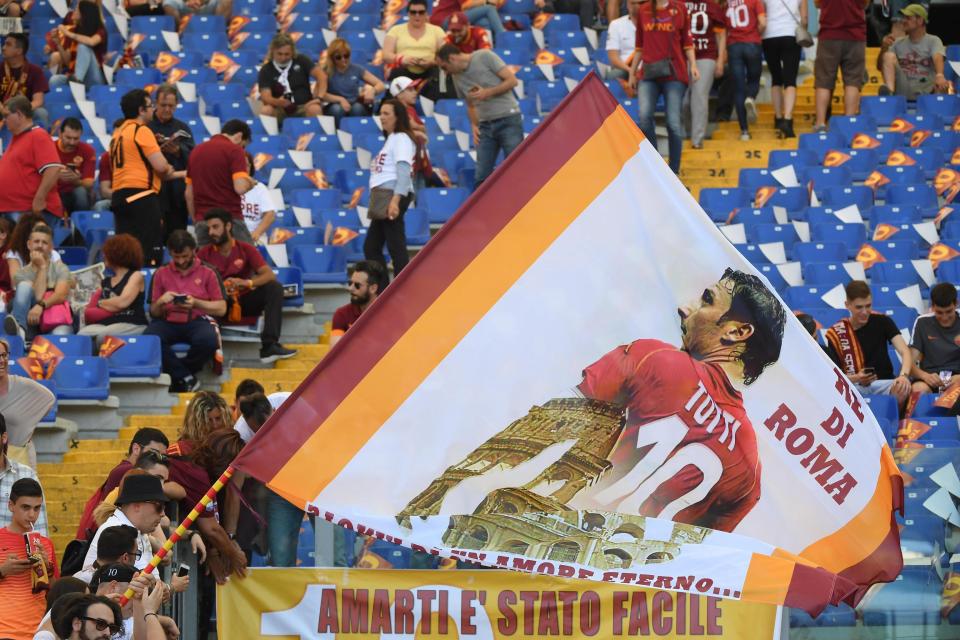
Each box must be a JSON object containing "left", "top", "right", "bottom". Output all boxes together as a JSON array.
[
  {"left": 240, "top": 153, "right": 276, "bottom": 245},
  {"left": 762, "top": 0, "right": 807, "bottom": 138},
  {"left": 365, "top": 98, "right": 416, "bottom": 277}
]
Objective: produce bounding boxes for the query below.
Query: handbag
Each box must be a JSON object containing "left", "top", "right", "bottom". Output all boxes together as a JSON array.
[
  {"left": 778, "top": 0, "right": 813, "bottom": 47},
  {"left": 642, "top": 59, "right": 673, "bottom": 80},
  {"left": 39, "top": 290, "right": 73, "bottom": 333},
  {"left": 367, "top": 186, "right": 394, "bottom": 221}
]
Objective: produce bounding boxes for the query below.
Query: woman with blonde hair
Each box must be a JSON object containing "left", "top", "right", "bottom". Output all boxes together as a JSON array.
[
  {"left": 322, "top": 38, "right": 385, "bottom": 122},
  {"left": 173, "top": 391, "right": 231, "bottom": 452}
]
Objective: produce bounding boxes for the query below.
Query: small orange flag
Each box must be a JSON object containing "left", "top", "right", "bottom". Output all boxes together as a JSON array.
[
  {"left": 304, "top": 170, "right": 330, "bottom": 189},
  {"left": 126, "top": 33, "right": 145, "bottom": 52},
  {"left": 534, "top": 49, "right": 564, "bottom": 66},
  {"left": 166, "top": 68, "right": 188, "bottom": 84},
  {"left": 432, "top": 167, "right": 454, "bottom": 188},
  {"left": 16, "top": 357, "right": 45, "bottom": 381},
  {"left": 823, "top": 149, "right": 852, "bottom": 167},
  {"left": 895, "top": 419, "right": 931, "bottom": 443},
  {"left": 909, "top": 130, "right": 932, "bottom": 148},
  {"left": 252, "top": 153, "right": 273, "bottom": 172},
  {"left": 295, "top": 133, "right": 314, "bottom": 151},
  {"left": 856, "top": 243, "right": 886, "bottom": 269},
  {"left": 533, "top": 12, "right": 556, "bottom": 29},
  {"left": 946, "top": 183, "right": 960, "bottom": 205},
  {"left": 942, "top": 571, "right": 960, "bottom": 618},
  {"left": 331, "top": 226, "right": 359, "bottom": 246},
  {"left": 269, "top": 227, "right": 295, "bottom": 244},
  {"left": 953, "top": 116, "right": 960, "bottom": 132},
  {"left": 864, "top": 170, "right": 891, "bottom": 191},
  {"left": 153, "top": 52, "right": 180, "bottom": 73},
  {"left": 229, "top": 31, "right": 250, "bottom": 51},
  {"left": 872, "top": 223, "right": 900, "bottom": 241},
  {"left": 99, "top": 336, "right": 126, "bottom": 358},
  {"left": 851, "top": 133, "right": 881, "bottom": 149},
  {"left": 227, "top": 15, "right": 251, "bottom": 38},
  {"left": 886, "top": 149, "right": 916, "bottom": 166},
  {"left": 952, "top": 147, "right": 960, "bottom": 165},
  {"left": 935, "top": 206, "right": 955, "bottom": 226},
  {"left": 725, "top": 207, "right": 741, "bottom": 224},
  {"left": 208, "top": 51, "right": 234, "bottom": 74},
  {"left": 935, "top": 384, "right": 960, "bottom": 409},
  {"left": 929, "top": 243, "right": 960, "bottom": 269},
  {"left": 934, "top": 168, "right": 960, "bottom": 195},
  {"left": 889, "top": 118, "right": 914, "bottom": 133},
  {"left": 753, "top": 186, "right": 778, "bottom": 208},
  {"left": 347, "top": 186, "right": 365, "bottom": 209}
]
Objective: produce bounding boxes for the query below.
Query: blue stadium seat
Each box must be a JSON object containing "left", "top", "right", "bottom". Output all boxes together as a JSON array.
[
  {"left": 730, "top": 207, "right": 777, "bottom": 226},
  {"left": 801, "top": 165, "right": 853, "bottom": 189},
  {"left": 116, "top": 67, "right": 163, "bottom": 86},
  {"left": 860, "top": 566, "right": 941, "bottom": 626},
  {"left": 752, "top": 264, "right": 786, "bottom": 293},
  {"left": 936, "top": 259, "right": 960, "bottom": 282},
  {"left": 51, "top": 356, "right": 110, "bottom": 400},
  {"left": 833, "top": 148, "right": 880, "bottom": 180},
  {"left": 289, "top": 189, "right": 343, "bottom": 211},
  {"left": 405, "top": 208, "right": 431, "bottom": 246},
  {"left": 862, "top": 394, "right": 899, "bottom": 438},
  {"left": 307, "top": 135, "right": 345, "bottom": 155},
  {"left": 273, "top": 267, "right": 305, "bottom": 307},
  {"left": 859, "top": 95, "right": 908, "bottom": 122},
  {"left": 900, "top": 515, "right": 945, "bottom": 557},
  {"left": 548, "top": 30, "right": 589, "bottom": 50},
  {"left": 875, "top": 223, "right": 932, "bottom": 249},
  {"left": 339, "top": 117, "right": 381, "bottom": 139},
  {"left": 889, "top": 112, "right": 942, "bottom": 131},
  {"left": 235, "top": 31, "right": 273, "bottom": 54},
  {"left": 42, "top": 335, "right": 93, "bottom": 357},
  {"left": 864, "top": 239, "right": 921, "bottom": 260},
  {"left": 182, "top": 15, "right": 226, "bottom": 34},
  {"left": 768, "top": 148, "right": 818, "bottom": 171},
  {"left": 281, "top": 117, "right": 326, "bottom": 138},
  {"left": 290, "top": 245, "right": 349, "bottom": 284},
  {"left": 279, "top": 227, "right": 325, "bottom": 247},
  {"left": 789, "top": 604, "right": 857, "bottom": 628},
  {"left": 798, "top": 131, "right": 845, "bottom": 159},
  {"left": 875, "top": 165, "right": 925, "bottom": 199},
  {"left": 801, "top": 206, "right": 854, "bottom": 226},
  {"left": 277, "top": 170, "right": 322, "bottom": 192},
  {"left": 3, "top": 335, "right": 25, "bottom": 359},
  {"left": 733, "top": 243, "right": 775, "bottom": 266},
  {"left": 59, "top": 247, "right": 88, "bottom": 268},
  {"left": 783, "top": 285, "right": 838, "bottom": 310},
  {"left": 869, "top": 206, "right": 922, "bottom": 228},
  {"left": 199, "top": 78, "right": 250, "bottom": 104},
  {"left": 738, "top": 168, "right": 777, "bottom": 189},
  {"left": 316, "top": 208, "right": 362, "bottom": 230},
  {"left": 105, "top": 335, "right": 162, "bottom": 378},
  {"left": 887, "top": 184, "right": 939, "bottom": 210},
  {"left": 529, "top": 80, "right": 568, "bottom": 113},
  {"left": 337, "top": 14, "right": 380, "bottom": 31},
  {"left": 924, "top": 130, "right": 960, "bottom": 154},
  {"left": 916, "top": 94, "right": 960, "bottom": 120},
  {"left": 749, "top": 223, "right": 800, "bottom": 246},
  {"left": 315, "top": 151, "right": 361, "bottom": 180},
  {"left": 794, "top": 242, "right": 846, "bottom": 263},
  {"left": 699, "top": 188, "right": 751, "bottom": 221},
  {"left": 912, "top": 393, "right": 955, "bottom": 418},
  {"left": 234, "top": 0, "right": 275, "bottom": 13},
  {"left": 420, "top": 187, "right": 470, "bottom": 224},
  {"left": 364, "top": 539, "right": 412, "bottom": 568},
  {"left": 498, "top": 30, "right": 538, "bottom": 55},
  {"left": 829, "top": 115, "right": 878, "bottom": 145},
  {"left": 872, "top": 261, "right": 926, "bottom": 287},
  {"left": 810, "top": 223, "right": 866, "bottom": 255},
  {"left": 889, "top": 147, "right": 945, "bottom": 179},
  {"left": 183, "top": 31, "right": 230, "bottom": 53},
  {"left": 766, "top": 187, "right": 808, "bottom": 211},
  {"left": 873, "top": 284, "right": 922, "bottom": 312},
  {"left": 820, "top": 186, "right": 873, "bottom": 210},
  {"left": 897, "top": 416, "right": 960, "bottom": 445},
  {"left": 803, "top": 262, "right": 855, "bottom": 287}
]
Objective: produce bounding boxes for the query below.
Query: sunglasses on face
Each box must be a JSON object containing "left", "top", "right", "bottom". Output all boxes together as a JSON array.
[
  {"left": 81, "top": 617, "right": 122, "bottom": 635},
  {"left": 409, "top": 9, "right": 426, "bottom": 14},
  {"left": 348, "top": 281, "right": 365, "bottom": 289},
  {"left": 333, "top": 52, "right": 351, "bottom": 60}
]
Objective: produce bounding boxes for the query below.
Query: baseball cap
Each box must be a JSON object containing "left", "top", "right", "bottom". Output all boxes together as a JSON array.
[
  {"left": 90, "top": 563, "right": 138, "bottom": 590},
  {"left": 389, "top": 76, "right": 422, "bottom": 97},
  {"left": 899, "top": 4, "right": 928, "bottom": 19},
  {"left": 448, "top": 11, "right": 469, "bottom": 29}
]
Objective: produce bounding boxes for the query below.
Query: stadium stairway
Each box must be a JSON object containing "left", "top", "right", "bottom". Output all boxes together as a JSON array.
[
  {"left": 682, "top": 48, "right": 883, "bottom": 200},
  {"left": 36, "top": 335, "right": 332, "bottom": 554}
]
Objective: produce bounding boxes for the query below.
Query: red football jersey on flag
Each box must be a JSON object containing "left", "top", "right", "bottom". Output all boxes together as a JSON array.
[{"left": 577, "top": 339, "right": 761, "bottom": 531}]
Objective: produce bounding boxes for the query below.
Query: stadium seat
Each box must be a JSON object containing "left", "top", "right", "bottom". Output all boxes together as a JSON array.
[
  {"left": 859, "top": 95, "right": 908, "bottom": 122},
  {"left": 768, "top": 149, "right": 818, "bottom": 171},
  {"left": 886, "top": 185, "right": 939, "bottom": 210},
  {"left": 801, "top": 166, "right": 853, "bottom": 189},
  {"left": 749, "top": 223, "right": 800, "bottom": 246},
  {"left": 273, "top": 267, "right": 305, "bottom": 307},
  {"left": 810, "top": 223, "right": 867, "bottom": 255},
  {"left": 871, "top": 261, "right": 927, "bottom": 287},
  {"left": 874, "top": 223, "right": 933, "bottom": 249},
  {"left": 420, "top": 187, "right": 470, "bottom": 224},
  {"left": 832, "top": 148, "right": 880, "bottom": 180},
  {"left": 897, "top": 417, "right": 960, "bottom": 445},
  {"left": 784, "top": 285, "right": 838, "bottom": 310},
  {"left": 794, "top": 242, "right": 847, "bottom": 263},
  {"left": 738, "top": 168, "right": 778, "bottom": 189},
  {"left": 766, "top": 187, "right": 808, "bottom": 211},
  {"left": 860, "top": 566, "right": 942, "bottom": 626},
  {"left": 3, "top": 335, "right": 25, "bottom": 359},
  {"left": 789, "top": 604, "right": 857, "bottom": 629},
  {"left": 862, "top": 394, "right": 899, "bottom": 438},
  {"left": 912, "top": 393, "right": 955, "bottom": 418},
  {"left": 916, "top": 94, "right": 960, "bottom": 120},
  {"left": 105, "top": 335, "right": 162, "bottom": 378},
  {"left": 277, "top": 170, "right": 321, "bottom": 192},
  {"left": 405, "top": 208, "right": 431, "bottom": 246},
  {"left": 864, "top": 239, "right": 921, "bottom": 261},
  {"left": 730, "top": 207, "right": 777, "bottom": 226},
  {"left": 797, "top": 131, "right": 844, "bottom": 159},
  {"left": 699, "top": 188, "right": 751, "bottom": 221},
  {"left": 316, "top": 208, "right": 362, "bottom": 230},
  {"left": 42, "top": 335, "right": 93, "bottom": 357},
  {"left": 339, "top": 117, "right": 382, "bottom": 139},
  {"left": 183, "top": 31, "right": 231, "bottom": 53},
  {"left": 890, "top": 147, "right": 946, "bottom": 179},
  {"left": 873, "top": 284, "right": 922, "bottom": 312},
  {"left": 900, "top": 515, "right": 945, "bottom": 557},
  {"left": 820, "top": 186, "right": 873, "bottom": 210},
  {"left": 59, "top": 247, "right": 88, "bottom": 268},
  {"left": 498, "top": 31, "right": 538, "bottom": 56},
  {"left": 876, "top": 165, "right": 925, "bottom": 198},
  {"left": 289, "top": 189, "right": 343, "bottom": 211},
  {"left": 182, "top": 14, "right": 226, "bottom": 34},
  {"left": 924, "top": 130, "right": 960, "bottom": 154},
  {"left": 828, "top": 115, "right": 878, "bottom": 145},
  {"left": 290, "top": 245, "right": 349, "bottom": 284},
  {"left": 50, "top": 356, "right": 110, "bottom": 400},
  {"left": 115, "top": 67, "right": 163, "bottom": 86},
  {"left": 734, "top": 243, "right": 776, "bottom": 266},
  {"left": 803, "top": 262, "right": 856, "bottom": 287}
]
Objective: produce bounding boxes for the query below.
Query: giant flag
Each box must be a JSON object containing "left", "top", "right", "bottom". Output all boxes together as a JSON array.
[{"left": 233, "top": 74, "right": 902, "bottom": 615}]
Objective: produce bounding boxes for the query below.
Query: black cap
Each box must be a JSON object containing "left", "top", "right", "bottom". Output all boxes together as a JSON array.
[
  {"left": 90, "top": 563, "right": 137, "bottom": 590},
  {"left": 114, "top": 474, "right": 165, "bottom": 506}
]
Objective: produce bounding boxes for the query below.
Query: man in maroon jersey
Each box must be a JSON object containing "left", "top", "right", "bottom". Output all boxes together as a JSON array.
[{"left": 575, "top": 268, "right": 786, "bottom": 531}]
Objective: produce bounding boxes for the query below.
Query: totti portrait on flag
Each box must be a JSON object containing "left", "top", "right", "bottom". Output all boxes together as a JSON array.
[{"left": 397, "top": 267, "right": 786, "bottom": 546}]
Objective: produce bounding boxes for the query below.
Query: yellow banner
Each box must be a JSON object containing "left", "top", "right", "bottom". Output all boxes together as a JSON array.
[{"left": 218, "top": 568, "right": 780, "bottom": 639}]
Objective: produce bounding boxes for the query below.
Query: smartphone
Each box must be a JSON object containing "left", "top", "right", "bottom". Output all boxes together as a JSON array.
[
  {"left": 172, "top": 294, "right": 188, "bottom": 304},
  {"left": 863, "top": 367, "right": 875, "bottom": 376},
  {"left": 176, "top": 563, "right": 190, "bottom": 578}
]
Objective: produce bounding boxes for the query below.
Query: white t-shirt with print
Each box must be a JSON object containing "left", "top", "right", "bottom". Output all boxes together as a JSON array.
[
  {"left": 241, "top": 182, "right": 277, "bottom": 236},
  {"left": 369, "top": 133, "right": 415, "bottom": 189}
]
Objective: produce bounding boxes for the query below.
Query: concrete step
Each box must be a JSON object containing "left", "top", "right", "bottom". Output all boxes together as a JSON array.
[
  {"left": 38, "top": 461, "right": 117, "bottom": 476},
  {"left": 127, "top": 414, "right": 184, "bottom": 428},
  {"left": 118, "top": 425, "right": 179, "bottom": 441},
  {"left": 61, "top": 450, "right": 126, "bottom": 464},
  {"left": 41, "top": 474, "right": 102, "bottom": 492}
]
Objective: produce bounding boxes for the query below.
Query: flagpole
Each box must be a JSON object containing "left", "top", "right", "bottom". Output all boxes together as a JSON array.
[{"left": 118, "top": 465, "right": 236, "bottom": 606}]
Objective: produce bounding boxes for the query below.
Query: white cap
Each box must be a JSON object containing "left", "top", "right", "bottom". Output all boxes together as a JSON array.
[{"left": 389, "top": 76, "right": 415, "bottom": 97}]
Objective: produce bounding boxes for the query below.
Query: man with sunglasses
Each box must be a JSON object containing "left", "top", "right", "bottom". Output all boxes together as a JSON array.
[
  {"left": 51, "top": 593, "right": 123, "bottom": 640},
  {"left": 331, "top": 261, "right": 387, "bottom": 346},
  {"left": 72, "top": 524, "right": 140, "bottom": 584},
  {"left": 89, "top": 563, "right": 179, "bottom": 640},
  {"left": 0, "top": 478, "right": 58, "bottom": 640},
  {"left": 82, "top": 474, "right": 166, "bottom": 572}
]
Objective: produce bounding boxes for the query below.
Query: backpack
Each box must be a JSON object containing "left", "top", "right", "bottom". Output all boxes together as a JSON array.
[{"left": 60, "top": 538, "right": 90, "bottom": 576}]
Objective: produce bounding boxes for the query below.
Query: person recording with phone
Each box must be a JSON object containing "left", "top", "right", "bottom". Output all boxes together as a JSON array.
[{"left": 144, "top": 230, "right": 226, "bottom": 393}]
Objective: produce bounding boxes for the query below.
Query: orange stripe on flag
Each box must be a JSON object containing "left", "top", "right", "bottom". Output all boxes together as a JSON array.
[
  {"left": 741, "top": 554, "right": 793, "bottom": 605},
  {"left": 267, "top": 107, "right": 644, "bottom": 500}
]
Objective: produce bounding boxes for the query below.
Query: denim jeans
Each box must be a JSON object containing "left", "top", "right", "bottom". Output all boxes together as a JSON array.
[
  {"left": 475, "top": 113, "right": 523, "bottom": 186},
  {"left": 728, "top": 42, "right": 762, "bottom": 132},
  {"left": 50, "top": 44, "right": 105, "bottom": 88},
  {"left": 143, "top": 318, "right": 218, "bottom": 382},
  {"left": 463, "top": 5, "right": 506, "bottom": 37},
  {"left": 12, "top": 282, "right": 74, "bottom": 339},
  {"left": 60, "top": 186, "right": 90, "bottom": 214},
  {"left": 638, "top": 79, "right": 686, "bottom": 174},
  {"left": 265, "top": 491, "right": 305, "bottom": 567}
]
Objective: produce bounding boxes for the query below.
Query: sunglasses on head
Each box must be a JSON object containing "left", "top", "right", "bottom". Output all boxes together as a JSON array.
[{"left": 81, "top": 617, "right": 122, "bottom": 635}]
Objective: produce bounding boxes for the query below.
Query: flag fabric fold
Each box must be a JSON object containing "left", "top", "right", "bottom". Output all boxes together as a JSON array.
[{"left": 233, "top": 74, "right": 902, "bottom": 615}]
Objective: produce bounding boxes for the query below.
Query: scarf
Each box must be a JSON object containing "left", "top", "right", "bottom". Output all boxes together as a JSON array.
[
  {"left": 1, "top": 62, "right": 24, "bottom": 102},
  {"left": 272, "top": 59, "right": 293, "bottom": 98},
  {"left": 824, "top": 318, "right": 865, "bottom": 377}
]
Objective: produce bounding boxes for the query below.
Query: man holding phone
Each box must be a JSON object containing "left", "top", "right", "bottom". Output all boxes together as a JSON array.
[
  {"left": 0, "top": 478, "right": 58, "bottom": 640},
  {"left": 55, "top": 117, "right": 96, "bottom": 214},
  {"left": 144, "top": 230, "right": 226, "bottom": 392},
  {"left": 825, "top": 280, "right": 912, "bottom": 407}
]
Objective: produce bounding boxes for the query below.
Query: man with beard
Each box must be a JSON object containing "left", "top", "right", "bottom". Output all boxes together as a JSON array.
[
  {"left": 330, "top": 261, "right": 387, "bottom": 346},
  {"left": 196, "top": 209, "right": 296, "bottom": 364},
  {"left": 51, "top": 593, "right": 123, "bottom": 640}
]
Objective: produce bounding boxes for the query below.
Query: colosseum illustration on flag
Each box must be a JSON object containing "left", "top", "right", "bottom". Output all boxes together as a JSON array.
[{"left": 232, "top": 74, "right": 903, "bottom": 616}]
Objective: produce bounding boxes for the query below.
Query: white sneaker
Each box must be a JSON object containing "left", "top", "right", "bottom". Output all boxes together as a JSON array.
[
  {"left": 744, "top": 97, "right": 757, "bottom": 124},
  {"left": 740, "top": 131, "right": 752, "bottom": 141}
]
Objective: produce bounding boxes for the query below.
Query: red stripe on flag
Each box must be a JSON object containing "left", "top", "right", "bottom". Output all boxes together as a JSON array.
[
  {"left": 232, "top": 74, "right": 622, "bottom": 486},
  {"left": 784, "top": 564, "right": 858, "bottom": 617}
]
